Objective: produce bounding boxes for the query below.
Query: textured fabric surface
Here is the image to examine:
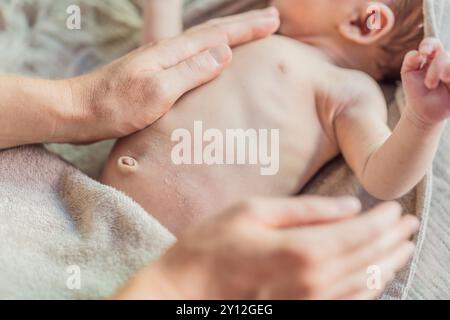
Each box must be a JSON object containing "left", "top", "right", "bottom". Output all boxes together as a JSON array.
[
  {"left": 0, "top": 146, "right": 175, "bottom": 299},
  {"left": 424, "top": 0, "right": 450, "bottom": 49},
  {"left": 0, "top": 0, "right": 142, "bottom": 78},
  {"left": 407, "top": 131, "right": 450, "bottom": 299},
  {"left": 401, "top": 90, "right": 450, "bottom": 300},
  {"left": 400, "top": 0, "right": 450, "bottom": 299}
]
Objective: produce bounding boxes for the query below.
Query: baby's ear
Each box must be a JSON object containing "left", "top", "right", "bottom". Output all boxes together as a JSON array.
[{"left": 339, "top": 2, "right": 395, "bottom": 45}]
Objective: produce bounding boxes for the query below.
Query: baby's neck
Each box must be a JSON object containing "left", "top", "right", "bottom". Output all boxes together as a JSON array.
[{"left": 290, "top": 34, "right": 382, "bottom": 80}]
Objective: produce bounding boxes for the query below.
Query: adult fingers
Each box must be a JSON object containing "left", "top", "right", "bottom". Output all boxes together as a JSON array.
[
  {"left": 188, "top": 7, "right": 280, "bottom": 47},
  {"left": 152, "top": 7, "right": 280, "bottom": 69},
  {"left": 321, "top": 215, "right": 419, "bottom": 283},
  {"left": 242, "top": 196, "right": 361, "bottom": 229},
  {"left": 192, "top": 6, "right": 279, "bottom": 27},
  {"left": 159, "top": 44, "right": 232, "bottom": 106},
  {"left": 338, "top": 242, "right": 415, "bottom": 300},
  {"left": 286, "top": 202, "right": 404, "bottom": 260}
]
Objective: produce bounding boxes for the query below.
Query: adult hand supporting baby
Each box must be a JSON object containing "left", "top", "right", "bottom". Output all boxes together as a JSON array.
[
  {"left": 0, "top": 8, "right": 280, "bottom": 149},
  {"left": 114, "top": 196, "right": 418, "bottom": 300}
]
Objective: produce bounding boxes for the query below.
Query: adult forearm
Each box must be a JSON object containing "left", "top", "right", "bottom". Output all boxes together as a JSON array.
[
  {"left": 113, "top": 262, "right": 179, "bottom": 300},
  {"left": 0, "top": 75, "right": 83, "bottom": 149},
  {"left": 362, "top": 109, "right": 444, "bottom": 200},
  {"left": 0, "top": 8, "right": 280, "bottom": 149}
]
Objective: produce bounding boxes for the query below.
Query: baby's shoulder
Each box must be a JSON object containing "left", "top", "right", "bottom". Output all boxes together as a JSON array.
[
  {"left": 334, "top": 69, "right": 383, "bottom": 98},
  {"left": 328, "top": 68, "right": 388, "bottom": 115}
]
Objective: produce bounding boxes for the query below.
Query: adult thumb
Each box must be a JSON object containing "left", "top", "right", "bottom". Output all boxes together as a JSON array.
[
  {"left": 245, "top": 196, "right": 362, "bottom": 229},
  {"left": 160, "top": 44, "right": 232, "bottom": 104}
]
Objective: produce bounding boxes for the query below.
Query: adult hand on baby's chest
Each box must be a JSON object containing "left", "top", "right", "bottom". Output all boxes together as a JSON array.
[{"left": 68, "top": 9, "right": 280, "bottom": 142}]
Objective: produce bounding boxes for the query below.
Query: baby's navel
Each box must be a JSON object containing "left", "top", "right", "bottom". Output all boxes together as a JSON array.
[{"left": 117, "top": 156, "right": 139, "bottom": 173}]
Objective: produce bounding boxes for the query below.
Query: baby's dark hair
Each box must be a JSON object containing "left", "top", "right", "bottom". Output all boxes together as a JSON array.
[{"left": 378, "top": 0, "right": 425, "bottom": 81}]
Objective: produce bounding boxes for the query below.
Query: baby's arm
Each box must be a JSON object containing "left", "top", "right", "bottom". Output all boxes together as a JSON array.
[
  {"left": 336, "top": 92, "right": 440, "bottom": 200},
  {"left": 142, "top": 0, "right": 183, "bottom": 44},
  {"left": 335, "top": 38, "right": 450, "bottom": 200}
]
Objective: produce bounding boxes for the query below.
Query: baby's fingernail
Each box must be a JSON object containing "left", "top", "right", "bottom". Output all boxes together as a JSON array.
[
  {"left": 429, "top": 81, "right": 440, "bottom": 90},
  {"left": 419, "top": 56, "right": 427, "bottom": 69},
  {"left": 421, "top": 43, "right": 434, "bottom": 55},
  {"left": 209, "top": 45, "right": 231, "bottom": 64},
  {"left": 337, "top": 196, "right": 361, "bottom": 211}
]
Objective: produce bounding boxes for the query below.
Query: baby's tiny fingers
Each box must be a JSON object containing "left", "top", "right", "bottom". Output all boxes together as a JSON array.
[
  {"left": 437, "top": 52, "right": 450, "bottom": 83},
  {"left": 425, "top": 51, "right": 450, "bottom": 89},
  {"left": 401, "top": 50, "right": 423, "bottom": 74},
  {"left": 419, "top": 37, "right": 443, "bottom": 56},
  {"left": 424, "top": 52, "right": 443, "bottom": 89}
]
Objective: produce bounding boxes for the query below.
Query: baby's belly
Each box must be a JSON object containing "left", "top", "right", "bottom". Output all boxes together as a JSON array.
[{"left": 102, "top": 36, "right": 338, "bottom": 235}]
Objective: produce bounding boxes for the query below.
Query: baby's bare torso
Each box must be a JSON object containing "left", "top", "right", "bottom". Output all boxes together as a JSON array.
[{"left": 102, "top": 35, "right": 356, "bottom": 234}]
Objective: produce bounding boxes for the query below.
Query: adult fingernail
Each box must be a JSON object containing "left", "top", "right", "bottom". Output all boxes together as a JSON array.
[
  {"left": 408, "top": 216, "right": 420, "bottom": 232},
  {"left": 263, "top": 6, "right": 279, "bottom": 17},
  {"left": 209, "top": 45, "right": 231, "bottom": 65},
  {"left": 337, "top": 196, "right": 361, "bottom": 211},
  {"left": 404, "top": 241, "right": 416, "bottom": 255},
  {"left": 382, "top": 201, "right": 403, "bottom": 217}
]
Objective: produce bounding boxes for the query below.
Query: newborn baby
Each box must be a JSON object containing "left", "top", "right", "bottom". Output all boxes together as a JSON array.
[{"left": 102, "top": 0, "right": 450, "bottom": 235}]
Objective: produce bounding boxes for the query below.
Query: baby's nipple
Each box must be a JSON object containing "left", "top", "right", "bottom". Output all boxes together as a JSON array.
[{"left": 117, "top": 156, "right": 139, "bottom": 173}]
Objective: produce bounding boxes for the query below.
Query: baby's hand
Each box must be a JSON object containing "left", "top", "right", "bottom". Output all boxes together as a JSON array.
[{"left": 402, "top": 37, "right": 450, "bottom": 127}]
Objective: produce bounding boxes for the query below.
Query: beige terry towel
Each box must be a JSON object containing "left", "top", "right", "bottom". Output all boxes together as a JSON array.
[
  {"left": 396, "top": 0, "right": 450, "bottom": 299},
  {"left": 0, "top": 146, "right": 175, "bottom": 299}
]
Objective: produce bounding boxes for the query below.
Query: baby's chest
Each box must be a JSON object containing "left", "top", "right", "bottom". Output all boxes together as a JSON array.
[
  {"left": 170, "top": 36, "right": 338, "bottom": 154},
  {"left": 229, "top": 58, "right": 328, "bottom": 145}
]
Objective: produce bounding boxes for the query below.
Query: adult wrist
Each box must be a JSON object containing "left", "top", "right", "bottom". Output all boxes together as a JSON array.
[
  {"left": 113, "top": 262, "right": 183, "bottom": 300},
  {"left": 54, "top": 75, "right": 99, "bottom": 143}
]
